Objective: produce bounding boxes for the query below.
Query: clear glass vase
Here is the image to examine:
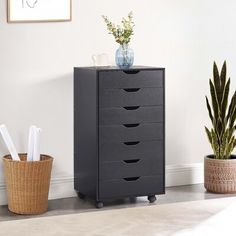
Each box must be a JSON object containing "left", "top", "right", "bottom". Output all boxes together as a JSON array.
[{"left": 115, "top": 44, "right": 134, "bottom": 69}]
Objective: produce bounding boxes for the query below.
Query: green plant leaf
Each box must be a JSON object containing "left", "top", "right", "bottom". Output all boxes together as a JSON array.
[
  {"left": 220, "top": 61, "right": 227, "bottom": 89},
  {"left": 226, "top": 91, "right": 236, "bottom": 122},
  {"left": 230, "top": 104, "right": 236, "bottom": 128},
  {"left": 228, "top": 126, "right": 235, "bottom": 141},
  {"left": 209, "top": 79, "right": 220, "bottom": 120},
  {"left": 206, "top": 96, "right": 213, "bottom": 123},
  {"left": 211, "top": 129, "right": 220, "bottom": 158},
  {"left": 233, "top": 138, "right": 236, "bottom": 150},
  {"left": 220, "top": 129, "right": 229, "bottom": 158},
  {"left": 213, "top": 62, "right": 221, "bottom": 101},
  {"left": 217, "top": 116, "right": 224, "bottom": 140},
  {"left": 226, "top": 136, "right": 235, "bottom": 158},
  {"left": 221, "top": 78, "right": 230, "bottom": 119},
  {"left": 205, "top": 126, "right": 212, "bottom": 144}
]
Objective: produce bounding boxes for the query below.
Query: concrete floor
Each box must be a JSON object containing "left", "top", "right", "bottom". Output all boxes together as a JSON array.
[{"left": 0, "top": 184, "right": 235, "bottom": 222}]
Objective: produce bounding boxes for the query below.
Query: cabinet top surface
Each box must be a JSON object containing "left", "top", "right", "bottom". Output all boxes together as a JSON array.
[{"left": 74, "top": 66, "right": 165, "bottom": 71}]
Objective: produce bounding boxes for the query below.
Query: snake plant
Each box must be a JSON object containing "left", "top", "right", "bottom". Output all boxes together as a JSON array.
[{"left": 205, "top": 61, "right": 236, "bottom": 159}]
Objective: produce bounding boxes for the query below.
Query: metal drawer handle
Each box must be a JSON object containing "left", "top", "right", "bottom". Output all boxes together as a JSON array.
[
  {"left": 123, "top": 177, "right": 140, "bottom": 181},
  {"left": 123, "top": 88, "right": 140, "bottom": 92},
  {"left": 123, "top": 70, "right": 140, "bottom": 74},
  {"left": 123, "top": 123, "right": 140, "bottom": 128},
  {"left": 123, "top": 106, "right": 140, "bottom": 110},
  {"left": 123, "top": 141, "right": 140, "bottom": 146},
  {"left": 123, "top": 159, "right": 140, "bottom": 164}
]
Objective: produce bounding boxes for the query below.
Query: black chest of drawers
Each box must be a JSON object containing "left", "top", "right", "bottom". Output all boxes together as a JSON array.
[{"left": 74, "top": 66, "right": 165, "bottom": 208}]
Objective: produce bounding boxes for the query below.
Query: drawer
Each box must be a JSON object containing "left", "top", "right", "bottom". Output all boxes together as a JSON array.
[
  {"left": 99, "top": 123, "right": 163, "bottom": 143},
  {"left": 99, "top": 88, "right": 163, "bottom": 108},
  {"left": 99, "top": 140, "right": 163, "bottom": 162},
  {"left": 99, "top": 70, "right": 164, "bottom": 89},
  {"left": 99, "top": 175, "right": 164, "bottom": 199},
  {"left": 99, "top": 158, "right": 164, "bottom": 180},
  {"left": 99, "top": 106, "right": 163, "bottom": 125}
]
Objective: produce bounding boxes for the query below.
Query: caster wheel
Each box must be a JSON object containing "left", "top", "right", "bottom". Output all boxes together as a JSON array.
[
  {"left": 77, "top": 192, "right": 85, "bottom": 199},
  {"left": 130, "top": 197, "right": 137, "bottom": 203},
  {"left": 95, "top": 201, "right": 104, "bottom": 209},
  {"left": 148, "top": 195, "right": 157, "bottom": 203}
]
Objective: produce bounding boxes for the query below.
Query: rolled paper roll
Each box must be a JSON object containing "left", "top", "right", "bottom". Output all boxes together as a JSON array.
[
  {"left": 27, "top": 125, "right": 36, "bottom": 161},
  {"left": 33, "top": 127, "right": 42, "bottom": 161},
  {"left": 0, "top": 124, "right": 20, "bottom": 161}
]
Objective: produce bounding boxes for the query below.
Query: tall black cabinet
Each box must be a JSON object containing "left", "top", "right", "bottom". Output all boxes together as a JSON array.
[{"left": 74, "top": 66, "right": 165, "bottom": 208}]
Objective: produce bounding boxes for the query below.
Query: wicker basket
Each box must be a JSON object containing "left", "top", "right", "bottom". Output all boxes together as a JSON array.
[
  {"left": 2, "top": 154, "right": 53, "bottom": 215},
  {"left": 204, "top": 155, "right": 236, "bottom": 193}
]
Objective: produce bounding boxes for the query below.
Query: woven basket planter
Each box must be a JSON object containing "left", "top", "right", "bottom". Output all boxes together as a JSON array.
[
  {"left": 2, "top": 154, "right": 53, "bottom": 215},
  {"left": 204, "top": 155, "right": 236, "bottom": 193}
]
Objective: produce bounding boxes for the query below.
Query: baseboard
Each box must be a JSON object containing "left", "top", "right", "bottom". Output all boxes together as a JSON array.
[
  {"left": 166, "top": 163, "right": 204, "bottom": 187},
  {"left": 0, "top": 183, "right": 7, "bottom": 206},
  {"left": 0, "top": 163, "right": 204, "bottom": 206}
]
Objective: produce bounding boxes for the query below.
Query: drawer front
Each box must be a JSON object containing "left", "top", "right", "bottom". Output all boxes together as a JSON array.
[
  {"left": 99, "top": 123, "right": 163, "bottom": 143},
  {"left": 99, "top": 140, "right": 163, "bottom": 162},
  {"left": 99, "top": 70, "right": 164, "bottom": 89},
  {"left": 99, "top": 88, "right": 163, "bottom": 108},
  {"left": 99, "top": 106, "right": 163, "bottom": 125},
  {"left": 99, "top": 175, "right": 164, "bottom": 199},
  {"left": 99, "top": 158, "right": 164, "bottom": 180}
]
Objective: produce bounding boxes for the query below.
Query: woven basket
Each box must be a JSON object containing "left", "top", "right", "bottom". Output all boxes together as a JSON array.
[
  {"left": 2, "top": 154, "right": 53, "bottom": 215},
  {"left": 204, "top": 155, "right": 236, "bottom": 193}
]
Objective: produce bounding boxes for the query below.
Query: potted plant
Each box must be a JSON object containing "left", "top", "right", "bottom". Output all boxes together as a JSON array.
[
  {"left": 205, "top": 61, "right": 236, "bottom": 193},
  {"left": 102, "top": 12, "right": 135, "bottom": 69}
]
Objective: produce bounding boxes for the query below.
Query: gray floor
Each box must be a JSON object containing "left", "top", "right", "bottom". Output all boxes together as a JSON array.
[{"left": 0, "top": 184, "right": 235, "bottom": 222}]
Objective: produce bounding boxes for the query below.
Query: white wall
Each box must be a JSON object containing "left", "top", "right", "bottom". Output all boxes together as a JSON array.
[{"left": 0, "top": 0, "right": 236, "bottom": 204}]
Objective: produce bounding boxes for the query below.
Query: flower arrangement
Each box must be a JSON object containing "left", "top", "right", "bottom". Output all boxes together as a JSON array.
[{"left": 102, "top": 12, "right": 135, "bottom": 45}]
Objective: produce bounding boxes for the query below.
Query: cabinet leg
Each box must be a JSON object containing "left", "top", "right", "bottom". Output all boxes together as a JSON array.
[
  {"left": 148, "top": 195, "right": 157, "bottom": 203},
  {"left": 95, "top": 201, "right": 104, "bottom": 209},
  {"left": 77, "top": 192, "right": 85, "bottom": 199}
]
